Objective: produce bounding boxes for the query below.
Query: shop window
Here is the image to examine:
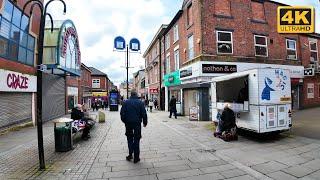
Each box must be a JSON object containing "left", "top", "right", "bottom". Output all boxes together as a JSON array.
[
  {"left": 0, "top": 0, "right": 35, "bottom": 66},
  {"left": 2, "top": 0, "right": 13, "bottom": 21},
  {"left": 254, "top": 35, "right": 268, "bottom": 57},
  {"left": 0, "top": 36, "right": 8, "bottom": 56},
  {"left": 92, "top": 79, "right": 101, "bottom": 88},
  {"left": 18, "top": 46, "right": 27, "bottom": 64},
  {"left": 216, "top": 31, "right": 233, "bottom": 54},
  {"left": 286, "top": 39, "right": 297, "bottom": 60},
  {"left": 173, "top": 24, "right": 179, "bottom": 42},
  {"left": 215, "top": 0, "right": 231, "bottom": 17},
  {"left": 165, "top": 34, "right": 170, "bottom": 50},
  {"left": 307, "top": 83, "right": 314, "bottom": 99},
  {"left": 187, "top": 4, "right": 193, "bottom": 26},
  {"left": 309, "top": 41, "right": 318, "bottom": 63},
  {"left": 174, "top": 49, "right": 180, "bottom": 70},
  {"left": 251, "top": 1, "right": 265, "bottom": 21},
  {"left": 188, "top": 35, "right": 194, "bottom": 60}
]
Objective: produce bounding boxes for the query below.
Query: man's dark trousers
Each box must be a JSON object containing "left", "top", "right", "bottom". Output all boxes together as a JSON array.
[
  {"left": 169, "top": 108, "right": 177, "bottom": 118},
  {"left": 125, "top": 123, "right": 141, "bottom": 159}
]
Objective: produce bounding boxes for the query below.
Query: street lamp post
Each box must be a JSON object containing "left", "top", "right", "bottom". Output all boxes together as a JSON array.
[
  {"left": 114, "top": 37, "right": 141, "bottom": 99},
  {"left": 22, "top": 0, "right": 66, "bottom": 170}
]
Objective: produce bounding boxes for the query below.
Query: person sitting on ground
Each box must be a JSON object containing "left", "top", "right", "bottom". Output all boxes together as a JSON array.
[{"left": 214, "top": 103, "right": 237, "bottom": 141}]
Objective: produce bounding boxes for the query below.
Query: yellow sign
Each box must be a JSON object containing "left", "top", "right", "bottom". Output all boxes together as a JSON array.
[
  {"left": 277, "top": 6, "right": 314, "bottom": 33},
  {"left": 280, "top": 97, "right": 291, "bottom": 102},
  {"left": 92, "top": 92, "right": 107, "bottom": 97}
]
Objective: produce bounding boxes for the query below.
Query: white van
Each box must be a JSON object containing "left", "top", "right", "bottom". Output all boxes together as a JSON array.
[{"left": 211, "top": 68, "right": 292, "bottom": 133}]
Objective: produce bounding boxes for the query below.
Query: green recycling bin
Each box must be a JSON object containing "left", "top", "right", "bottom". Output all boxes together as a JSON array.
[{"left": 53, "top": 118, "right": 73, "bottom": 152}]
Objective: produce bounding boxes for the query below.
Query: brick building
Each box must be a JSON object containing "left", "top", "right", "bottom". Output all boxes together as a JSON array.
[
  {"left": 89, "top": 67, "right": 110, "bottom": 103},
  {"left": 0, "top": 0, "right": 41, "bottom": 129},
  {"left": 145, "top": 0, "right": 319, "bottom": 121},
  {"left": 80, "top": 63, "right": 92, "bottom": 108},
  {"left": 133, "top": 69, "right": 146, "bottom": 97}
]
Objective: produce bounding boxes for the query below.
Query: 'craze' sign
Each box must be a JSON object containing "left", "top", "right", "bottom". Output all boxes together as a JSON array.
[
  {"left": 0, "top": 70, "right": 37, "bottom": 92},
  {"left": 202, "top": 64, "right": 237, "bottom": 74}
]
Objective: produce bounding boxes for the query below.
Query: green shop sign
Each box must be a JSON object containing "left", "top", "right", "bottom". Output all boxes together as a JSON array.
[{"left": 164, "top": 71, "right": 181, "bottom": 87}]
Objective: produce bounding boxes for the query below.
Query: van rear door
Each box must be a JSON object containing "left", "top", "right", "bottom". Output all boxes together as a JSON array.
[
  {"left": 277, "top": 105, "right": 287, "bottom": 127},
  {"left": 266, "top": 106, "right": 277, "bottom": 128}
]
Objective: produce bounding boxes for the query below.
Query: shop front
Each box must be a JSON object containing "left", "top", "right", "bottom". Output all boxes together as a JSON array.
[
  {"left": 67, "top": 87, "right": 78, "bottom": 112},
  {"left": 180, "top": 61, "right": 304, "bottom": 121},
  {"left": 164, "top": 71, "right": 182, "bottom": 114},
  {"left": 0, "top": 69, "right": 37, "bottom": 128},
  {"left": 92, "top": 92, "right": 108, "bottom": 102}
]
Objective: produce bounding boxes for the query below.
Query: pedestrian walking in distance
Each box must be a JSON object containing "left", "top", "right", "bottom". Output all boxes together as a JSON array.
[
  {"left": 148, "top": 99, "right": 153, "bottom": 112},
  {"left": 169, "top": 95, "right": 177, "bottom": 119},
  {"left": 120, "top": 90, "right": 148, "bottom": 163}
]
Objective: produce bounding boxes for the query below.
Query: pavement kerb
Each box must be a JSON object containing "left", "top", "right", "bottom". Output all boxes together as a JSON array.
[{"left": 160, "top": 120, "right": 272, "bottom": 180}]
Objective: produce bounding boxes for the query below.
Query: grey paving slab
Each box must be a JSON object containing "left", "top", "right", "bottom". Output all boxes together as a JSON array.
[
  {"left": 102, "top": 168, "right": 149, "bottom": 179},
  {"left": 157, "top": 169, "right": 201, "bottom": 180},
  {"left": 188, "top": 160, "right": 228, "bottom": 169},
  {"left": 267, "top": 171, "right": 298, "bottom": 180},
  {"left": 152, "top": 159, "right": 190, "bottom": 168},
  {"left": 282, "top": 165, "right": 315, "bottom": 178},
  {"left": 276, "top": 155, "right": 313, "bottom": 166},
  {"left": 252, "top": 161, "right": 288, "bottom": 174},
  {"left": 200, "top": 164, "right": 236, "bottom": 174},
  {"left": 301, "top": 159, "right": 320, "bottom": 171},
  {"left": 109, "top": 174, "right": 158, "bottom": 180},
  {"left": 220, "top": 169, "right": 247, "bottom": 178},
  {"left": 177, "top": 173, "right": 224, "bottom": 180},
  {"left": 225, "top": 174, "right": 256, "bottom": 180},
  {"left": 148, "top": 164, "right": 191, "bottom": 174},
  {"left": 111, "top": 162, "right": 154, "bottom": 172}
]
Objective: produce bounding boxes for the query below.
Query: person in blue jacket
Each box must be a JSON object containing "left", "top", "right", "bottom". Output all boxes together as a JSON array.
[{"left": 120, "top": 90, "right": 148, "bottom": 163}]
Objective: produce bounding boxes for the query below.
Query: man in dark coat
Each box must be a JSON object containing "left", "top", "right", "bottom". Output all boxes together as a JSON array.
[
  {"left": 120, "top": 91, "right": 148, "bottom": 163},
  {"left": 218, "top": 103, "right": 236, "bottom": 133},
  {"left": 169, "top": 96, "right": 177, "bottom": 119}
]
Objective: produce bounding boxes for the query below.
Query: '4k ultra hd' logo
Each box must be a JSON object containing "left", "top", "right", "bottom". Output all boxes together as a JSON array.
[{"left": 277, "top": 6, "right": 314, "bottom": 33}]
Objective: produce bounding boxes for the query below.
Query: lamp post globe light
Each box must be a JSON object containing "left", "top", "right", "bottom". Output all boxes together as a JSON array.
[{"left": 22, "top": 0, "right": 66, "bottom": 170}]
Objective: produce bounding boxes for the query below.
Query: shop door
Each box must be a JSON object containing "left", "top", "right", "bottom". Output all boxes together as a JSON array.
[
  {"left": 183, "top": 90, "right": 198, "bottom": 116},
  {"left": 291, "top": 86, "right": 299, "bottom": 110},
  {"left": 0, "top": 93, "right": 32, "bottom": 128}
]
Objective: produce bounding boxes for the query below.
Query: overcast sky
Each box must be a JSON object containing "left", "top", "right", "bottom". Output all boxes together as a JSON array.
[{"left": 46, "top": 0, "right": 319, "bottom": 86}]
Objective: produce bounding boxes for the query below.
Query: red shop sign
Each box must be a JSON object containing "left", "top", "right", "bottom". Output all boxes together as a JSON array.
[{"left": 149, "top": 88, "right": 159, "bottom": 94}]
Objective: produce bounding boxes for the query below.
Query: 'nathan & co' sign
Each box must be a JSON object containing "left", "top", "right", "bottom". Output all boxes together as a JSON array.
[
  {"left": 202, "top": 64, "right": 237, "bottom": 74},
  {"left": 0, "top": 70, "right": 37, "bottom": 92}
]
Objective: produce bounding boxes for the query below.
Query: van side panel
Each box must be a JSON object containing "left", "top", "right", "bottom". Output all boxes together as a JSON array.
[
  {"left": 249, "top": 70, "right": 259, "bottom": 105},
  {"left": 237, "top": 105, "right": 260, "bottom": 132}
]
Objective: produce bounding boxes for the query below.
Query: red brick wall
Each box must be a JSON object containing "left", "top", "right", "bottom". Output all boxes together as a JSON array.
[
  {"left": 302, "top": 76, "right": 320, "bottom": 108},
  {"left": 91, "top": 76, "right": 107, "bottom": 90}
]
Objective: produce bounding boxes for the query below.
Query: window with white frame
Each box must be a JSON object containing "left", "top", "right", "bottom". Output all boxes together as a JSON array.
[
  {"left": 166, "top": 54, "right": 170, "bottom": 73},
  {"left": 216, "top": 31, "right": 233, "bottom": 54},
  {"left": 286, "top": 39, "right": 297, "bottom": 60},
  {"left": 307, "top": 83, "right": 314, "bottom": 99},
  {"left": 165, "top": 34, "right": 170, "bottom": 50},
  {"left": 174, "top": 49, "right": 179, "bottom": 70},
  {"left": 188, "top": 35, "right": 194, "bottom": 60},
  {"left": 92, "top": 79, "right": 100, "bottom": 88},
  {"left": 173, "top": 24, "right": 179, "bottom": 42},
  {"left": 254, "top": 35, "right": 268, "bottom": 57},
  {"left": 310, "top": 41, "right": 318, "bottom": 63}
]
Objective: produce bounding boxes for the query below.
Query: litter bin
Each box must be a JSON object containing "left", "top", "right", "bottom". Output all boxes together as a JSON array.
[{"left": 53, "top": 118, "right": 73, "bottom": 152}]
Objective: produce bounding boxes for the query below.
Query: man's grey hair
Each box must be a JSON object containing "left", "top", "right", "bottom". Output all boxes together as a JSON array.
[{"left": 131, "top": 90, "right": 138, "bottom": 97}]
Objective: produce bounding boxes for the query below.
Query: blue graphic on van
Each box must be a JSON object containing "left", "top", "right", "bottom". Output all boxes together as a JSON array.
[{"left": 261, "top": 77, "right": 275, "bottom": 101}]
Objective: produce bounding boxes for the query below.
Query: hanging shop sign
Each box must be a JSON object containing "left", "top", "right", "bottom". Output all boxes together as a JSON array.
[
  {"left": 180, "top": 67, "right": 192, "bottom": 78},
  {"left": 164, "top": 71, "right": 181, "bottom": 87},
  {"left": 0, "top": 69, "right": 37, "bottom": 92},
  {"left": 92, "top": 92, "right": 108, "bottom": 97},
  {"left": 202, "top": 64, "right": 237, "bottom": 74}
]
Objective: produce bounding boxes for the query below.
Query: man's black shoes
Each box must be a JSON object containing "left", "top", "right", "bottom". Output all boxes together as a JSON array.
[
  {"left": 133, "top": 158, "right": 140, "bottom": 164},
  {"left": 126, "top": 155, "right": 133, "bottom": 161}
]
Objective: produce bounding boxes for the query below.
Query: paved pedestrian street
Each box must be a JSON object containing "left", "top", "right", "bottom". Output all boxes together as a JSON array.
[{"left": 1, "top": 110, "right": 320, "bottom": 180}]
